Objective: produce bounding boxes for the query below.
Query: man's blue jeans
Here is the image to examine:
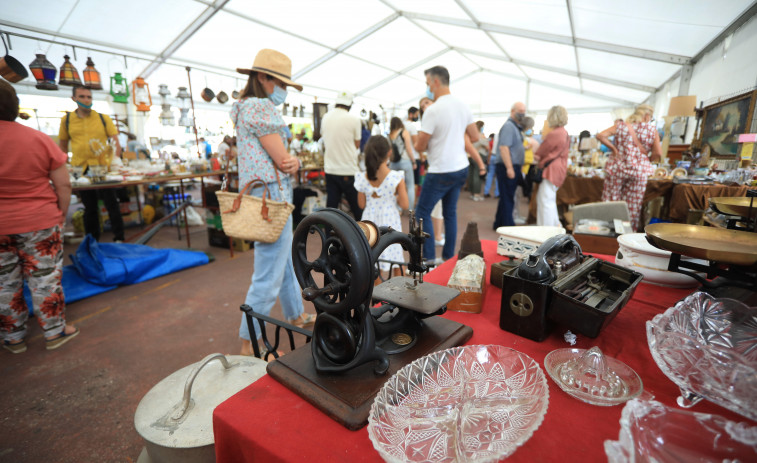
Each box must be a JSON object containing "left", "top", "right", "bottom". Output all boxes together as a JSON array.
[
  {"left": 239, "top": 178, "right": 305, "bottom": 340},
  {"left": 493, "top": 163, "right": 522, "bottom": 229},
  {"left": 415, "top": 167, "right": 468, "bottom": 261}
]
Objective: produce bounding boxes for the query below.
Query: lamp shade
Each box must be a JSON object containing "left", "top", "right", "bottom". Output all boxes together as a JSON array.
[
  {"left": 668, "top": 95, "right": 697, "bottom": 117},
  {"left": 28, "top": 53, "right": 58, "bottom": 90},
  {"left": 82, "top": 57, "right": 103, "bottom": 90},
  {"left": 58, "top": 54, "right": 82, "bottom": 86}
]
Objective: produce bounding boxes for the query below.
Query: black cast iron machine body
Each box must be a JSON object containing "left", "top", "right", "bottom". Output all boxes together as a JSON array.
[{"left": 292, "top": 208, "right": 460, "bottom": 375}]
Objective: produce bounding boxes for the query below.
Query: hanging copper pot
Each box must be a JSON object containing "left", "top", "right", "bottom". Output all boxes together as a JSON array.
[
  {"left": 216, "top": 91, "right": 228, "bottom": 104},
  {"left": 201, "top": 87, "right": 215, "bottom": 102},
  {"left": 0, "top": 35, "right": 27, "bottom": 83}
]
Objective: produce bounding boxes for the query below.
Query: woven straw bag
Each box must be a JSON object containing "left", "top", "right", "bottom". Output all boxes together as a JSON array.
[{"left": 215, "top": 177, "right": 294, "bottom": 243}]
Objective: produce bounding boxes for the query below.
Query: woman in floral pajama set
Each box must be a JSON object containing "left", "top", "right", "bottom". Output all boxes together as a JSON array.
[
  {"left": 597, "top": 104, "right": 661, "bottom": 231},
  {"left": 0, "top": 79, "right": 78, "bottom": 353}
]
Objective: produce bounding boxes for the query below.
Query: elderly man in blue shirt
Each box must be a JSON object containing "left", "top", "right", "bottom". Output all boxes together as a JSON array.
[{"left": 493, "top": 102, "right": 527, "bottom": 229}]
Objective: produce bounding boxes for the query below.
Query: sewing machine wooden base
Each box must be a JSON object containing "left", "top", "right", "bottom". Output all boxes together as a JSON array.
[{"left": 266, "top": 316, "right": 473, "bottom": 430}]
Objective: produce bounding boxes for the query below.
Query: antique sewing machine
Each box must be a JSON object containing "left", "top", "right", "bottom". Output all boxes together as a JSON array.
[{"left": 267, "top": 208, "right": 471, "bottom": 429}]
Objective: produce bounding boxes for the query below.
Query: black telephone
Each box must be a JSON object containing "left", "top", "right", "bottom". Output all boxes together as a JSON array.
[{"left": 516, "top": 234, "right": 582, "bottom": 284}]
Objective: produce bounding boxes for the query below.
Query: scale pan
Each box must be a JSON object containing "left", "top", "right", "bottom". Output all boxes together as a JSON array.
[
  {"left": 709, "top": 197, "right": 756, "bottom": 218},
  {"left": 645, "top": 223, "right": 757, "bottom": 266}
]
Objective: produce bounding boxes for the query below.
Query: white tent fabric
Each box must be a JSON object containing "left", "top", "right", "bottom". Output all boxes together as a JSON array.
[{"left": 2, "top": 0, "right": 756, "bottom": 134}]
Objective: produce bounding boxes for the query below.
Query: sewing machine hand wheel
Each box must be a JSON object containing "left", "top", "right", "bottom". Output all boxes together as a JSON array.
[{"left": 292, "top": 208, "right": 373, "bottom": 315}]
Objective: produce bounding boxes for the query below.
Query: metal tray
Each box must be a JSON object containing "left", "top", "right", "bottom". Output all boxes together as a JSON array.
[
  {"left": 709, "top": 196, "right": 756, "bottom": 218},
  {"left": 645, "top": 223, "right": 757, "bottom": 266}
]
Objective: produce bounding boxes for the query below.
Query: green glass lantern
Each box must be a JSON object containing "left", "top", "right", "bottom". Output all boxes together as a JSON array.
[{"left": 110, "top": 72, "right": 130, "bottom": 103}]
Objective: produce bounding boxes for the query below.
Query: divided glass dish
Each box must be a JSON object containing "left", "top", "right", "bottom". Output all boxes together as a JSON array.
[{"left": 367, "top": 345, "right": 549, "bottom": 463}]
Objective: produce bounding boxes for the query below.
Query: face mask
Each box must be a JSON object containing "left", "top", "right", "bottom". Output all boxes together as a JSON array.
[
  {"left": 515, "top": 113, "right": 525, "bottom": 123},
  {"left": 425, "top": 85, "right": 435, "bottom": 101},
  {"left": 525, "top": 129, "right": 533, "bottom": 136},
  {"left": 268, "top": 86, "right": 288, "bottom": 106},
  {"left": 412, "top": 116, "right": 419, "bottom": 122},
  {"left": 76, "top": 100, "right": 93, "bottom": 109}
]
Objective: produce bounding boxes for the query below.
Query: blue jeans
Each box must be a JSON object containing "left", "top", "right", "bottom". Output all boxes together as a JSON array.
[
  {"left": 493, "top": 163, "right": 522, "bottom": 229},
  {"left": 484, "top": 155, "right": 498, "bottom": 197},
  {"left": 389, "top": 158, "right": 415, "bottom": 210},
  {"left": 239, "top": 177, "right": 305, "bottom": 340},
  {"left": 415, "top": 167, "right": 468, "bottom": 260}
]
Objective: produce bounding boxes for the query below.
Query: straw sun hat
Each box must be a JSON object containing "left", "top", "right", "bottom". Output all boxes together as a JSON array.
[{"left": 237, "top": 49, "right": 303, "bottom": 92}]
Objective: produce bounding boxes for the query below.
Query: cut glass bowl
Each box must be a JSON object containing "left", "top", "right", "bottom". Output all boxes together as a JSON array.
[
  {"left": 647, "top": 291, "right": 757, "bottom": 421},
  {"left": 367, "top": 345, "right": 549, "bottom": 463},
  {"left": 544, "top": 347, "right": 643, "bottom": 406},
  {"left": 604, "top": 399, "right": 757, "bottom": 462}
]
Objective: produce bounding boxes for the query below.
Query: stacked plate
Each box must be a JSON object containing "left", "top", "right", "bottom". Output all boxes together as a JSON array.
[{"left": 615, "top": 233, "right": 704, "bottom": 288}]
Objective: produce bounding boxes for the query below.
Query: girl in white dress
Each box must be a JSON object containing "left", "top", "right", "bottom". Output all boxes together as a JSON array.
[{"left": 355, "top": 136, "right": 409, "bottom": 275}]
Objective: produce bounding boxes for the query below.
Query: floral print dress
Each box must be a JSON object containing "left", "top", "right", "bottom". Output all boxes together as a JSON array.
[{"left": 355, "top": 170, "right": 404, "bottom": 270}]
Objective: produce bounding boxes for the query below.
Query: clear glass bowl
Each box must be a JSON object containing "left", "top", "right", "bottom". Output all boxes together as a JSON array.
[
  {"left": 646, "top": 291, "right": 757, "bottom": 421},
  {"left": 604, "top": 399, "right": 757, "bottom": 463},
  {"left": 367, "top": 345, "right": 549, "bottom": 463}
]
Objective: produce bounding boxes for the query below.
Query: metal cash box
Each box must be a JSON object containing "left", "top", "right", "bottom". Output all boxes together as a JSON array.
[{"left": 499, "top": 234, "right": 643, "bottom": 342}]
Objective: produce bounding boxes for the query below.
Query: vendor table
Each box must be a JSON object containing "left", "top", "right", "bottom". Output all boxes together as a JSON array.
[
  {"left": 528, "top": 176, "right": 749, "bottom": 225},
  {"left": 72, "top": 170, "right": 229, "bottom": 248},
  {"left": 212, "top": 240, "right": 755, "bottom": 462}
]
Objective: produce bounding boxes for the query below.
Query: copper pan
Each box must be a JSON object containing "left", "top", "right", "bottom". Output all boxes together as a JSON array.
[
  {"left": 645, "top": 223, "right": 757, "bottom": 266},
  {"left": 709, "top": 197, "right": 756, "bottom": 218}
]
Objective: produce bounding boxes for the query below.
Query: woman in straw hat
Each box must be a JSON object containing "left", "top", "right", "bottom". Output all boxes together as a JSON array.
[{"left": 232, "top": 49, "right": 315, "bottom": 356}]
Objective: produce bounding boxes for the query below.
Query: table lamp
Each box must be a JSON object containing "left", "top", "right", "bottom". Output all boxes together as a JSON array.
[{"left": 662, "top": 95, "right": 697, "bottom": 162}]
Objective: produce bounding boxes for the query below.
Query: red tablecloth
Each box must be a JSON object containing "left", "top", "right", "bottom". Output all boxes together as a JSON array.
[{"left": 213, "top": 240, "right": 754, "bottom": 462}]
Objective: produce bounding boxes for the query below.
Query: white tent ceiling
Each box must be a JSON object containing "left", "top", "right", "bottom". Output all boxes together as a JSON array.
[{"left": 2, "top": 0, "right": 756, "bottom": 119}]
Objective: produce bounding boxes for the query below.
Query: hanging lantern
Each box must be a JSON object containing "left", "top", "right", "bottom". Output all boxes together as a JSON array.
[
  {"left": 82, "top": 57, "right": 102, "bottom": 90},
  {"left": 158, "top": 84, "right": 174, "bottom": 126},
  {"left": 58, "top": 54, "right": 82, "bottom": 86},
  {"left": 110, "top": 72, "right": 130, "bottom": 103},
  {"left": 131, "top": 77, "right": 152, "bottom": 112},
  {"left": 176, "top": 86, "right": 192, "bottom": 127},
  {"left": 28, "top": 53, "right": 58, "bottom": 90}
]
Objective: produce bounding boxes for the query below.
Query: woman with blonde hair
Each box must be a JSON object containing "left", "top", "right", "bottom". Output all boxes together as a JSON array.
[
  {"left": 232, "top": 48, "right": 315, "bottom": 356},
  {"left": 534, "top": 105, "right": 570, "bottom": 226},
  {"left": 597, "top": 104, "right": 661, "bottom": 230}
]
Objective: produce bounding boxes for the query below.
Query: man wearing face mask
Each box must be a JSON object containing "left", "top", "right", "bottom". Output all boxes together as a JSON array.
[
  {"left": 59, "top": 85, "right": 124, "bottom": 242},
  {"left": 414, "top": 65, "right": 484, "bottom": 264},
  {"left": 493, "top": 101, "right": 527, "bottom": 229},
  {"left": 320, "top": 90, "right": 363, "bottom": 220}
]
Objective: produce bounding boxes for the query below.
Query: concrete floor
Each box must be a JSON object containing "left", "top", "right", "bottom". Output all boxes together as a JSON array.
[{"left": 0, "top": 192, "right": 522, "bottom": 463}]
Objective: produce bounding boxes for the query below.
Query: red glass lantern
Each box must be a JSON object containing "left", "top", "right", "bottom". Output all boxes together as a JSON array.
[
  {"left": 28, "top": 53, "right": 58, "bottom": 90},
  {"left": 82, "top": 57, "right": 103, "bottom": 90},
  {"left": 131, "top": 77, "right": 152, "bottom": 112},
  {"left": 58, "top": 54, "right": 82, "bottom": 86}
]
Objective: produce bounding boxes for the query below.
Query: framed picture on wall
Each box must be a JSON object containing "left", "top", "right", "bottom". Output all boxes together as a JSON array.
[{"left": 698, "top": 89, "right": 757, "bottom": 156}]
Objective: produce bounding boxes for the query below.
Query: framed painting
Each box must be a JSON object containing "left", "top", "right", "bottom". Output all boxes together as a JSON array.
[{"left": 698, "top": 90, "right": 757, "bottom": 156}]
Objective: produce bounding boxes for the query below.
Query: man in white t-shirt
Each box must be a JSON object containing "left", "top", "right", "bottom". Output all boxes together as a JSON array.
[
  {"left": 415, "top": 66, "right": 484, "bottom": 263},
  {"left": 320, "top": 90, "right": 363, "bottom": 219}
]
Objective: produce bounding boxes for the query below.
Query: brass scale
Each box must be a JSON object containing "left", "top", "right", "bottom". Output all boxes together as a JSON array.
[{"left": 645, "top": 194, "right": 757, "bottom": 302}]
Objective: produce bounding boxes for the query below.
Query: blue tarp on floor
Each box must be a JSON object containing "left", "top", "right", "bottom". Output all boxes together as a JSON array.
[{"left": 25, "top": 236, "right": 210, "bottom": 311}]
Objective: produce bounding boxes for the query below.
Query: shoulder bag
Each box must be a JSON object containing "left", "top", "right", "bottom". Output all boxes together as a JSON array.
[{"left": 214, "top": 159, "right": 294, "bottom": 243}]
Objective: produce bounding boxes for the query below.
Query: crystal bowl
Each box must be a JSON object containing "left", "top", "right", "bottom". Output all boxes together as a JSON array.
[
  {"left": 646, "top": 292, "right": 757, "bottom": 421},
  {"left": 367, "top": 345, "right": 549, "bottom": 463},
  {"left": 604, "top": 399, "right": 757, "bottom": 463}
]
